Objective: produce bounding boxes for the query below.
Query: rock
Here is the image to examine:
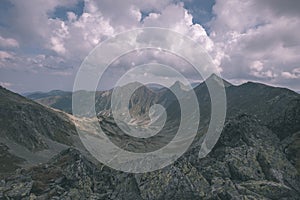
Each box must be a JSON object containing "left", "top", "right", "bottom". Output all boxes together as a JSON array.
[
  {"left": 29, "top": 193, "right": 37, "bottom": 200},
  {"left": 239, "top": 181, "right": 296, "bottom": 200},
  {"left": 0, "top": 114, "right": 299, "bottom": 199},
  {"left": 4, "top": 180, "right": 33, "bottom": 199},
  {"left": 210, "top": 177, "right": 240, "bottom": 200}
]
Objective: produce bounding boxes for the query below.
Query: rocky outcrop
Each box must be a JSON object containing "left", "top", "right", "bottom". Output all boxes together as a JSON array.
[
  {"left": 193, "top": 115, "right": 300, "bottom": 199},
  {"left": 1, "top": 114, "right": 299, "bottom": 199},
  {"left": 0, "top": 148, "right": 140, "bottom": 199}
]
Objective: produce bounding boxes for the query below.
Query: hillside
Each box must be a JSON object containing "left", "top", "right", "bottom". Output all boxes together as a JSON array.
[
  {"left": 1, "top": 76, "right": 300, "bottom": 199},
  {"left": 1, "top": 115, "right": 299, "bottom": 199},
  {"left": 0, "top": 86, "right": 78, "bottom": 174}
]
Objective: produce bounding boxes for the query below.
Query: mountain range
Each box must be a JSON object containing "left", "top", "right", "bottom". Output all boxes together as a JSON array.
[{"left": 0, "top": 74, "right": 299, "bottom": 199}]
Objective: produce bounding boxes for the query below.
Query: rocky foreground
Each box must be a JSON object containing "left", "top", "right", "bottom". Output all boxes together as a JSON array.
[{"left": 1, "top": 115, "right": 299, "bottom": 200}]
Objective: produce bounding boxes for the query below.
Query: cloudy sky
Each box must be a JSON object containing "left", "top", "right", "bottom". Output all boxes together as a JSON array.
[{"left": 0, "top": 0, "right": 299, "bottom": 93}]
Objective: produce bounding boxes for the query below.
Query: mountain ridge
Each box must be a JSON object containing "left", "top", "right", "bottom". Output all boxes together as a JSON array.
[
  {"left": 1, "top": 76, "right": 300, "bottom": 199},
  {"left": 0, "top": 86, "right": 82, "bottom": 174}
]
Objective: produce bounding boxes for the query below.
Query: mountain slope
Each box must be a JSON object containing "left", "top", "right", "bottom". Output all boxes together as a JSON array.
[
  {"left": 2, "top": 76, "right": 300, "bottom": 199},
  {"left": 26, "top": 90, "right": 73, "bottom": 114},
  {"left": 1, "top": 114, "right": 299, "bottom": 199},
  {"left": 0, "top": 86, "right": 77, "bottom": 151},
  {"left": 192, "top": 77, "right": 300, "bottom": 138},
  {"left": 23, "top": 77, "right": 300, "bottom": 151},
  {"left": 0, "top": 86, "right": 79, "bottom": 174},
  {"left": 225, "top": 82, "right": 300, "bottom": 139},
  {"left": 23, "top": 77, "right": 300, "bottom": 171},
  {"left": 0, "top": 143, "right": 24, "bottom": 174}
]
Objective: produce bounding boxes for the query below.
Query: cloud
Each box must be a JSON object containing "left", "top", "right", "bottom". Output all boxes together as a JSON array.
[
  {"left": 0, "top": 35, "right": 19, "bottom": 48},
  {"left": 87, "top": 0, "right": 173, "bottom": 28},
  {"left": 142, "top": 3, "right": 215, "bottom": 57},
  {"left": 256, "top": 0, "right": 300, "bottom": 17},
  {"left": 1, "top": 0, "right": 80, "bottom": 47},
  {"left": 282, "top": 68, "right": 300, "bottom": 79},
  {"left": 1, "top": 1, "right": 213, "bottom": 72},
  {"left": 0, "top": 81, "right": 12, "bottom": 88},
  {"left": 0, "top": 51, "right": 15, "bottom": 68},
  {"left": 0, "top": 50, "right": 73, "bottom": 76},
  {"left": 250, "top": 61, "right": 264, "bottom": 72},
  {"left": 209, "top": 0, "right": 300, "bottom": 89},
  {"left": 97, "top": 48, "right": 203, "bottom": 90},
  {"left": 1, "top": 0, "right": 300, "bottom": 92},
  {"left": 0, "top": 51, "right": 14, "bottom": 60}
]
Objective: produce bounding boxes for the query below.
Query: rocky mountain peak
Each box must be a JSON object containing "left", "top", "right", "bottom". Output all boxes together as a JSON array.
[{"left": 205, "top": 73, "right": 232, "bottom": 88}]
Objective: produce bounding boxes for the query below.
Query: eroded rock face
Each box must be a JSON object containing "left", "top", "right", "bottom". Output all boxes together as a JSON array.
[
  {"left": 0, "top": 148, "right": 141, "bottom": 200},
  {"left": 1, "top": 115, "right": 299, "bottom": 200},
  {"left": 191, "top": 115, "right": 300, "bottom": 199}
]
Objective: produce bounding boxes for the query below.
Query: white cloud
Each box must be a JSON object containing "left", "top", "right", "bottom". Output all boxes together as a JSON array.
[
  {"left": 1, "top": 0, "right": 213, "bottom": 74},
  {"left": 4, "top": 0, "right": 79, "bottom": 46},
  {"left": 129, "top": 6, "right": 142, "bottom": 22},
  {"left": 48, "top": 20, "right": 69, "bottom": 55},
  {"left": 251, "top": 70, "right": 278, "bottom": 79},
  {"left": 0, "top": 51, "right": 14, "bottom": 60},
  {"left": 0, "top": 81, "right": 12, "bottom": 88},
  {"left": 88, "top": 0, "right": 173, "bottom": 28},
  {"left": 50, "top": 37, "right": 66, "bottom": 55},
  {"left": 210, "top": 0, "right": 300, "bottom": 89},
  {"left": 1, "top": 0, "right": 300, "bottom": 91},
  {"left": 250, "top": 61, "right": 264, "bottom": 72},
  {"left": 45, "top": 10, "right": 115, "bottom": 60},
  {"left": 0, "top": 51, "right": 15, "bottom": 68},
  {"left": 249, "top": 61, "right": 278, "bottom": 78},
  {"left": 282, "top": 68, "right": 300, "bottom": 79},
  {"left": 143, "top": 3, "right": 214, "bottom": 54},
  {"left": 0, "top": 50, "right": 72, "bottom": 76},
  {"left": 0, "top": 35, "right": 19, "bottom": 48}
]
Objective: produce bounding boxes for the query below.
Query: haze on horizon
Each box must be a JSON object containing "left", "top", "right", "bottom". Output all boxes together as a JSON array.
[{"left": 0, "top": 0, "right": 300, "bottom": 93}]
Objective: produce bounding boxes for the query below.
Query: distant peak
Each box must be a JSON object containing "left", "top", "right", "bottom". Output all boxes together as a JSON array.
[
  {"left": 206, "top": 73, "right": 222, "bottom": 80},
  {"left": 173, "top": 80, "right": 183, "bottom": 86},
  {"left": 170, "top": 80, "right": 189, "bottom": 91},
  {"left": 205, "top": 73, "right": 232, "bottom": 87}
]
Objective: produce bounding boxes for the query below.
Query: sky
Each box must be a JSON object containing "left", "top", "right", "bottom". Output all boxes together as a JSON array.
[{"left": 0, "top": 0, "right": 299, "bottom": 93}]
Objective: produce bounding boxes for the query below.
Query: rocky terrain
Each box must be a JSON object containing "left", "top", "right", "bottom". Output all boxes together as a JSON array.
[
  {"left": 0, "top": 86, "right": 79, "bottom": 174},
  {"left": 1, "top": 115, "right": 299, "bottom": 199},
  {"left": 1, "top": 75, "right": 300, "bottom": 199}
]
